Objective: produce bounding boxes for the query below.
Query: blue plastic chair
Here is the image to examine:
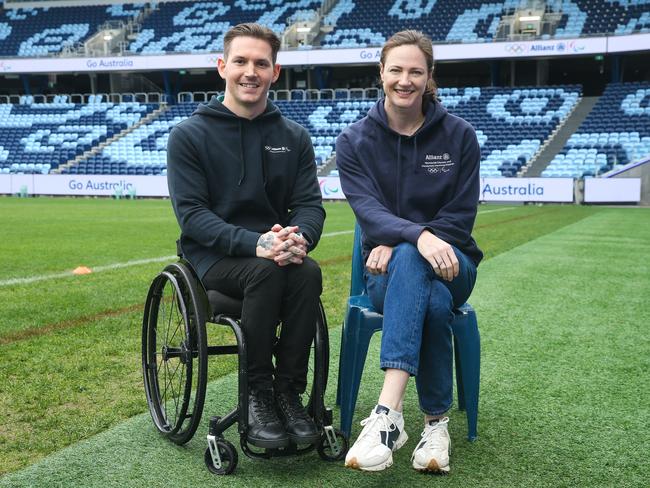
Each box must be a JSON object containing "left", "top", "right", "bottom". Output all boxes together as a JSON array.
[{"left": 337, "top": 223, "right": 481, "bottom": 441}]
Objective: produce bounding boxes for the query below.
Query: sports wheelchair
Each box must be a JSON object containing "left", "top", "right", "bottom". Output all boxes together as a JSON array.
[{"left": 141, "top": 250, "right": 348, "bottom": 475}]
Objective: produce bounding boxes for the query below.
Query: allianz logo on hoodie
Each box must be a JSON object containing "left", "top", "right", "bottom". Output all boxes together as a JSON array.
[
  {"left": 265, "top": 145, "right": 291, "bottom": 154},
  {"left": 422, "top": 152, "right": 454, "bottom": 174}
]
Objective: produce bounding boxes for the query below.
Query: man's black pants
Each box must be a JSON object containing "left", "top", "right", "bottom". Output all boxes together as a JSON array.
[{"left": 203, "top": 256, "right": 322, "bottom": 393}]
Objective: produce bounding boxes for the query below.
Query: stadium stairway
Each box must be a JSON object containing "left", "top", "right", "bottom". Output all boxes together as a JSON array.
[
  {"left": 54, "top": 104, "right": 170, "bottom": 174},
  {"left": 318, "top": 153, "right": 337, "bottom": 176},
  {"left": 523, "top": 96, "right": 599, "bottom": 177}
]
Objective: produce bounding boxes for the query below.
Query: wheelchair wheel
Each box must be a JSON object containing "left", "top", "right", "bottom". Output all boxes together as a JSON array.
[
  {"left": 317, "top": 428, "right": 348, "bottom": 461},
  {"left": 204, "top": 440, "right": 238, "bottom": 475},
  {"left": 305, "top": 301, "right": 329, "bottom": 421},
  {"left": 142, "top": 263, "right": 208, "bottom": 445}
]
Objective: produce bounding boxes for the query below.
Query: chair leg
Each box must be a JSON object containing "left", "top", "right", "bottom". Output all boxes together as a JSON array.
[
  {"left": 338, "top": 308, "right": 375, "bottom": 438},
  {"left": 454, "top": 336, "right": 466, "bottom": 411},
  {"left": 452, "top": 308, "right": 480, "bottom": 442},
  {"left": 336, "top": 325, "right": 346, "bottom": 407}
]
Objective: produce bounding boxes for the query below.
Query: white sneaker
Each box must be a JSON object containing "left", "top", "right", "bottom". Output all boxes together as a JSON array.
[
  {"left": 411, "top": 417, "right": 450, "bottom": 474},
  {"left": 344, "top": 405, "right": 408, "bottom": 471}
]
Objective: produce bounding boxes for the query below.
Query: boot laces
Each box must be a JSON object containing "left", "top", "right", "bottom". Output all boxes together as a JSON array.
[
  {"left": 250, "top": 390, "right": 278, "bottom": 424},
  {"left": 278, "top": 392, "right": 311, "bottom": 421}
]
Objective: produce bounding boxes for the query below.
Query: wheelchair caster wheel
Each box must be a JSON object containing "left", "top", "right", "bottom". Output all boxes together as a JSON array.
[
  {"left": 204, "top": 440, "right": 238, "bottom": 475},
  {"left": 317, "top": 427, "right": 348, "bottom": 461}
]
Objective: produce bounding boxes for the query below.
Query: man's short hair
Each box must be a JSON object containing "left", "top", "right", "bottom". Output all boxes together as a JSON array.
[{"left": 223, "top": 23, "right": 281, "bottom": 64}]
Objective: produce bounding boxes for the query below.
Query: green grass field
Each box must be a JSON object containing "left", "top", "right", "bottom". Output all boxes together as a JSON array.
[{"left": 1, "top": 197, "right": 648, "bottom": 487}]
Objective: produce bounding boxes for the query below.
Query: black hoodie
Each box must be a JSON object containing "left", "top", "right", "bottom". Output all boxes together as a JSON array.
[
  {"left": 337, "top": 99, "right": 482, "bottom": 266},
  {"left": 167, "top": 96, "right": 325, "bottom": 279}
]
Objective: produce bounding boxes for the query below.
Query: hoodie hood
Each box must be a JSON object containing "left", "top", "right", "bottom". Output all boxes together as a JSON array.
[{"left": 194, "top": 96, "right": 282, "bottom": 185}]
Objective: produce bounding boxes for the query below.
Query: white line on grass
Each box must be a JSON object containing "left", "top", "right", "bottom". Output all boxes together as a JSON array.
[
  {"left": 478, "top": 207, "right": 517, "bottom": 215},
  {"left": 0, "top": 230, "right": 357, "bottom": 288},
  {"left": 0, "top": 256, "right": 178, "bottom": 287}
]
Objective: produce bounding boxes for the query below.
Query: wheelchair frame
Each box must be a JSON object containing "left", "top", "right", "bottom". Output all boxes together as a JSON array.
[{"left": 141, "top": 258, "right": 348, "bottom": 475}]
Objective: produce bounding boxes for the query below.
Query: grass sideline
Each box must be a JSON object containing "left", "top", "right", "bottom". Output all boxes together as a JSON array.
[
  {"left": 1, "top": 197, "right": 638, "bottom": 482},
  {"left": 1, "top": 204, "right": 647, "bottom": 487}
]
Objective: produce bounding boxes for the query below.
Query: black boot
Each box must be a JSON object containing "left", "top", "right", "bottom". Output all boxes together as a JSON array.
[
  {"left": 247, "top": 389, "right": 289, "bottom": 448},
  {"left": 275, "top": 390, "right": 320, "bottom": 445}
]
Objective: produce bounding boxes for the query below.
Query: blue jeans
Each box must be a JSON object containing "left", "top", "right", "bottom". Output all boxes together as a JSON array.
[{"left": 365, "top": 243, "right": 477, "bottom": 415}]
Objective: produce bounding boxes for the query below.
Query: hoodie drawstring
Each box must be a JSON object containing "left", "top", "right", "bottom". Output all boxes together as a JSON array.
[
  {"left": 396, "top": 136, "right": 402, "bottom": 217},
  {"left": 413, "top": 136, "right": 419, "bottom": 174},
  {"left": 237, "top": 119, "right": 245, "bottom": 186},
  {"left": 261, "top": 139, "right": 268, "bottom": 187}
]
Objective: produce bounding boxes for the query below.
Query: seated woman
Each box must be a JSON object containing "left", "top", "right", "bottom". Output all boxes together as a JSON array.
[{"left": 336, "top": 30, "right": 483, "bottom": 474}]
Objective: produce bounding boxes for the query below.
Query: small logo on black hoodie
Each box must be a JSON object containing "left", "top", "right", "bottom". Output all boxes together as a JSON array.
[{"left": 265, "top": 146, "right": 291, "bottom": 154}]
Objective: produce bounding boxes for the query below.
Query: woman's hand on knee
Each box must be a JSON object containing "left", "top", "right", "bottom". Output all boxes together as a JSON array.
[
  {"left": 416, "top": 230, "right": 459, "bottom": 281},
  {"left": 366, "top": 245, "right": 392, "bottom": 275}
]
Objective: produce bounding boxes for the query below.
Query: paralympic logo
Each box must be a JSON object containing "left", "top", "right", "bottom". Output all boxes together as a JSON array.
[
  {"left": 0, "top": 61, "right": 12, "bottom": 72},
  {"left": 319, "top": 178, "right": 341, "bottom": 197},
  {"left": 567, "top": 41, "right": 585, "bottom": 53}
]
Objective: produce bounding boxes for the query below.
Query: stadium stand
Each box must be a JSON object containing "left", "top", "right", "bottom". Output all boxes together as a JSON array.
[
  {"left": 542, "top": 81, "right": 650, "bottom": 177},
  {"left": 0, "top": 96, "right": 158, "bottom": 175},
  {"left": 71, "top": 102, "right": 195, "bottom": 176},
  {"left": 0, "top": 0, "right": 647, "bottom": 58},
  {"left": 127, "top": 0, "right": 323, "bottom": 54},
  {"left": 0, "top": 0, "right": 648, "bottom": 57},
  {"left": 320, "top": 0, "right": 650, "bottom": 47},
  {"left": 441, "top": 85, "right": 581, "bottom": 177},
  {"left": 0, "top": 3, "right": 144, "bottom": 57}
]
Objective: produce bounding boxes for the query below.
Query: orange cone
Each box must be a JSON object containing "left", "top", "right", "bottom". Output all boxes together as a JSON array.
[{"left": 73, "top": 266, "right": 93, "bottom": 275}]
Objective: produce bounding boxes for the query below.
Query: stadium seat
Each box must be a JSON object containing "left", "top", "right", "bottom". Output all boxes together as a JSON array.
[{"left": 336, "top": 224, "right": 480, "bottom": 441}]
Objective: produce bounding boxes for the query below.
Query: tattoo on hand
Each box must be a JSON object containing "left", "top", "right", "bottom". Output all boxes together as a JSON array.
[{"left": 257, "top": 233, "right": 274, "bottom": 250}]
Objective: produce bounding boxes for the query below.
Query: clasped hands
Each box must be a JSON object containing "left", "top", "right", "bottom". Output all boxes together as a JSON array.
[
  {"left": 365, "top": 230, "right": 459, "bottom": 282},
  {"left": 256, "top": 224, "right": 308, "bottom": 266}
]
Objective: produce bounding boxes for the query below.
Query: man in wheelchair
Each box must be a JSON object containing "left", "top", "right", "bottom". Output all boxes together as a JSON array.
[{"left": 166, "top": 23, "right": 325, "bottom": 449}]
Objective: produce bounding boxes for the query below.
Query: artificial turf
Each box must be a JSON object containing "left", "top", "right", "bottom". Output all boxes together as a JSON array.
[{"left": 1, "top": 199, "right": 647, "bottom": 487}]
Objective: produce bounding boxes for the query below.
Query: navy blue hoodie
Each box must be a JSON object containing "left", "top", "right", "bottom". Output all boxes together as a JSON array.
[
  {"left": 167, "top": 97, "right": 325, "bottom": 279},
  {"left": 336, "top": 99, "right": 483, "bottom": 266}
]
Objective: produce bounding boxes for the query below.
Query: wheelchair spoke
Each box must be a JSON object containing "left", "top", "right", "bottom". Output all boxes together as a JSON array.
[
  {"left": 176, "top": 363, "right": 186, "bottom": 423},
  {"left": 163, "top": 359, "right": 177, "bottom": 423},
  {"left": 160, "top": 283, "right": 170, "bottom": 344},
  {"left": 165, "top": 287, "right": 176, "bottom": 345}
]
